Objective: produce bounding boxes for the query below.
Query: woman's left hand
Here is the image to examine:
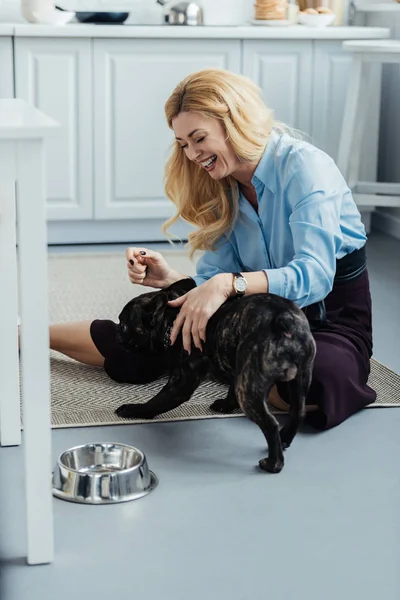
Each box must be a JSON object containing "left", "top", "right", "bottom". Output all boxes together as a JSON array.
[{"left": 168, "top": 273, "right": 231, "bottom": 354}]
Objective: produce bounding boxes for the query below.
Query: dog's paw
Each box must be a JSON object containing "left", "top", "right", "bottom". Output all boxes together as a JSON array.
[
  {"left": 210, "top": 397, "right": 235, "bottom": 413},
  {"left": 115, "top": 404, "right": 153, "bottom": 420},
  {"left": 258, "top": 457, "right": 284, "bottom": 474}
]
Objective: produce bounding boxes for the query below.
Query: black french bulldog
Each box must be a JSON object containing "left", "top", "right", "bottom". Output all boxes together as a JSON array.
[{"left": 115, "top": 278, "right": 316, "bottom": 473}]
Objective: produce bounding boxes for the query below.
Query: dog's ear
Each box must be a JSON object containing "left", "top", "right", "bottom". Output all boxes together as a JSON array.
[{"left": 165, "top": 277, "right": 196, "bottom": 301}]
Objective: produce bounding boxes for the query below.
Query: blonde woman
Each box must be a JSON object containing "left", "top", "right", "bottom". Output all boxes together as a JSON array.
[{"left": 50, "top": 68, "right": 376, "bottom": 431}]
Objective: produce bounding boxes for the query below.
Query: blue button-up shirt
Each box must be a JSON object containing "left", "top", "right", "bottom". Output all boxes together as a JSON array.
[{"left": 192, "top": 131, "right": 367, "bottom": 308}]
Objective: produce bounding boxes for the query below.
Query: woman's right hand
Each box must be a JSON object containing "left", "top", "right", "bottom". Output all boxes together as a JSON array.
[{"left": 125, "top": 247, "right": 175, "bottom": 289}]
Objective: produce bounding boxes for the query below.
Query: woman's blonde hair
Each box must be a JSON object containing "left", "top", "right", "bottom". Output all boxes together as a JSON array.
[{"left": 162, "top": 68, "right": 289, "bottom": 257}]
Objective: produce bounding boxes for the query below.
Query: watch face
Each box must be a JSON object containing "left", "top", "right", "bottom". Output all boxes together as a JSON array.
[{"left": 236, "top": 278, "right": 246, "bottom": 292}]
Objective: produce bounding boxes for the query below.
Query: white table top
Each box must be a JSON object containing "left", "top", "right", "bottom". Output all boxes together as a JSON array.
[
  {"left": 355, "top": 2, "right": 400, "bottom": 12},
  {"left": 0, "top": 99, "right": 59, "bottom": 140},
  {"left": 343, "top": 39, "right": 400, "bottom": 52},
  {"left": 0, "top": 24, "right": 13, "bottom": 35}
]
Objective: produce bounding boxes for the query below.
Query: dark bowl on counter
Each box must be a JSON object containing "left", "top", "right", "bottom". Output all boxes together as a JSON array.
[
  {"left": 55, "top": 6, "right": 130, "bottom": 24},
  {"left": 75, "top": 12, "right": 130, "bottom": 24}
]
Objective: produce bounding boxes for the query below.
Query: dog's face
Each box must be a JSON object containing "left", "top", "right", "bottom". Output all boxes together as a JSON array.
[{"left": 117, "top": 278, "right": 196, "bottom": 353}]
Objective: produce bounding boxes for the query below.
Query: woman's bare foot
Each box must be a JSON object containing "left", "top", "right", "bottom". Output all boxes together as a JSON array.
[{"left": 268, "top": 385, "right": 318, "bottom": 413}]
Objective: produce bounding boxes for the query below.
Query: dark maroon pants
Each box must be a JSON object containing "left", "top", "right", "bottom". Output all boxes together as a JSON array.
[
  {"left": 298, "top": 268, "right": 376, "bottom": 429},
  {"left": 91, "top": 269, "right": 376, "bottom": 432}
]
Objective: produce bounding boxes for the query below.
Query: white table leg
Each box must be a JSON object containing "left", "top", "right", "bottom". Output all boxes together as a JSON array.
[
  {"left": 0, "top": 181, "right": 22, "bottom": 446},
  {"left": 16, "top": 139, "right": 54, "bottom": 565}
]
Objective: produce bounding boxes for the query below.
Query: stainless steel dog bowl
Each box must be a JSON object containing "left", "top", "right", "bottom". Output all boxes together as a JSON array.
[{"left": 52, "top": 443, "right": 158, "bottom": 504}]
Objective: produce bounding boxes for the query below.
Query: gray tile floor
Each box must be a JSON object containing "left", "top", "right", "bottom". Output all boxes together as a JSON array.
[{"left": 1, "top": 230, "right": 399, "bottom": 600}]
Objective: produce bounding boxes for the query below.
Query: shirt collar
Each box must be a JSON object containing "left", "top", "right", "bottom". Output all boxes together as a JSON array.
[{"left": 251, "top": 129, "right": 280, "bottom": 193}]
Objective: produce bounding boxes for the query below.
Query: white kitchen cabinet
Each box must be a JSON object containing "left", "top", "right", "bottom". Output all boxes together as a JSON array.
[
  {"left": 242, "top": 40, "right": 313, "bottom": 135},
  {"left": 8, "top": 31, "right": 387, "bottom": 242},
  {"left": 14, "top": 38, "right": 93, "bottom": 220},
  {"left": 311, "top": 41, "right": 380, "bottom": 182},
  {"left": 93, "top": 39, "right": 241, "bottom": 220},
  {"left": 0, "top": 38, "right": 13, "bottom": 99}
]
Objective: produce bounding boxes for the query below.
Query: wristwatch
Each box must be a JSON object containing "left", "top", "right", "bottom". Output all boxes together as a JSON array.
[{"left": 232, "top": 272, "right": 247, "bottom": 297}]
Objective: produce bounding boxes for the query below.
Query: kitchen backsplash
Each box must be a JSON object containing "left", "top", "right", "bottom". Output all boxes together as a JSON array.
[{"left": 0, "top": 0, "right": 253, "bottom": 24}]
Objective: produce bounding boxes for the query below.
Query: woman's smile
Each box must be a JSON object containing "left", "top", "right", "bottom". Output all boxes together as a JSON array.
[{"left": 200, "top": 154, "right": 217, "bottom": 171}]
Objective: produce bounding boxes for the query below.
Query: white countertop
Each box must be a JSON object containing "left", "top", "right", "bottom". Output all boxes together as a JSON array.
[{"left": 0, "top": 23, "right": 391, "bottom": 39}]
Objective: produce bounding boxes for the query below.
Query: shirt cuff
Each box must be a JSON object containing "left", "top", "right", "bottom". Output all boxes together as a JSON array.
[
  {"left": 263, "top": 268, "right": 285, "bottom": 298},
  {"left": 191, "top": 274, "right": 207, "bottom": 286}
]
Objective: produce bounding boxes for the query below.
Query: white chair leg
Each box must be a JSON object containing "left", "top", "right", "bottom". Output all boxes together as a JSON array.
[
  {"left": 16, "top": 139, "right": 54, "bottom": 565},
  {"left": 337, "top": 56, "right": 367, "bottom": 183},
  {"left": 346, "top": 61, "right": 377, "bottom": 189},
  {"left": 0, "top": 182, "right": 22, "bottom": 446}
]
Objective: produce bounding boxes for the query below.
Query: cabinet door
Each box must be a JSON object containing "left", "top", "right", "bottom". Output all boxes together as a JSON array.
[
  {"left": 94, "top": 39, "right": 241, "bottom": 220},
  {"left": 311, "top": 41, "right": 380, "bottom": 181},
  {"left": 14, "top": 38, "right": 93, "bottom": 220},
  {"left": 0, "top": 38, "right": 13, "bottom": 99},
  {"left": 242, "top": 40, "right": 313, "bottom": 135}
]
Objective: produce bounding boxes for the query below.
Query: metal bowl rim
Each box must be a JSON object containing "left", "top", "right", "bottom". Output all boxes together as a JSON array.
[
  {"left": 56, "top": 442, "right": 146, "bottom": 475},
  {"left": 52, "top": 470, "right": 158, "bottom": 505}
]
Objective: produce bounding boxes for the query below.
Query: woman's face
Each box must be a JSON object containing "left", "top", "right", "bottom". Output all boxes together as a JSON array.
[{"left": 172, "top": 111, "right": 241, "bottom": 181}]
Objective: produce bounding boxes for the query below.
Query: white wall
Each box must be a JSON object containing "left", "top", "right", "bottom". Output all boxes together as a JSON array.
[
  {"left": 1, "top": 0, "right": 360, "bottom": 24},
  {"left": 0, "top": 0, "right": 253, "bottom": 25},
  {"left": 125, "top": 0, "right": 253, "bottom": 26}
]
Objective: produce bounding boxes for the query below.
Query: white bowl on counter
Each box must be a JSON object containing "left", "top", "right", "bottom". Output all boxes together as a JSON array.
[
  {"left": 298, "top": 12, "right": 336, "bottom": 27},
  {"left": 20, "top": 4, "right": 75, "bottom": 24}
]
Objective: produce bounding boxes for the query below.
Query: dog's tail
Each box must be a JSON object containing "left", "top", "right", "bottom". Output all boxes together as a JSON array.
[{"left": 270, "top": 311, "right": 295, "bottom": 337}]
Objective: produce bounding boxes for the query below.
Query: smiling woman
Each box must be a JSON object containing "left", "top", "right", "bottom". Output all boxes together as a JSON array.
[
  {"left": 163, "top": 69, "right": 284, "bottom": 256},
  {"left": 45, "top": 67, "right": 376, "bottom": 434}
]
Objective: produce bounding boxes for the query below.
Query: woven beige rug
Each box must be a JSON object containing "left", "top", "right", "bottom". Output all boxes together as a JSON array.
[{"left": 47, "top": 252, "right": 400, "bottom": 429}]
